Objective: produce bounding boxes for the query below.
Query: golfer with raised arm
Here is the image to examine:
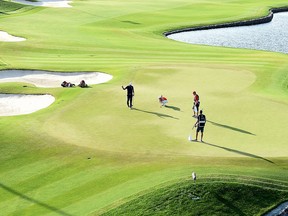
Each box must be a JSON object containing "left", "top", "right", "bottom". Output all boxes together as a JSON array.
[
  {"left": 122, "top": 82, "right": 134, "bottom": 109},
  {"left": 194, "top": 110, "right": 206, "bottom": 142}
]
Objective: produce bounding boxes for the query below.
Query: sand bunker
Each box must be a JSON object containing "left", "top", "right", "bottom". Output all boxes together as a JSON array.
[
  {"left": 12, "top": 0, "right": 72, "bottom": 8},
  {"left": 0, "top": 31, "right": 26, "bottom": 42},
  {"left": 0, "top": 70, "right": 113, "bottom": 88},
  {"left": 0, "top": 94, "right": 55, "bottom": 116},
  {"left": 0, "top": 70, "right": 112, "bottom": 116}
]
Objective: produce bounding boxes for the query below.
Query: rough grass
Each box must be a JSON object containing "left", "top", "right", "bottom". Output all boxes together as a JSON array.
[
  {"left": 102, "top": 177, "right": 288, "bottom": 216},
  {"left": 0, "top": 0, "right": 288, "bottom": 215},
  {"left": 0, "top": 0, "right": 33, "bottom": 15}
]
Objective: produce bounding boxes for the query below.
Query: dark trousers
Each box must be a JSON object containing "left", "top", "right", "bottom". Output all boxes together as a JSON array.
[{"left": 127, "top": 95, "right": 133, "bottom": 108}]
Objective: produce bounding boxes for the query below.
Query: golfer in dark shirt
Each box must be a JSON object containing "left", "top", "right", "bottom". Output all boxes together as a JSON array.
[
  {"left": 194, "top": 110, "right": 206, "bottom": 142},
  {"left": 122, "top": 82, "right": 134, "bottom": 109}
]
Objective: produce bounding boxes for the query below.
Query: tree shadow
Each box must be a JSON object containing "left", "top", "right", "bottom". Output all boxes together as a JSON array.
[
  {"left": 202, "top": 142, "right": 274, "bottom": 164},
  {"left": 165, "top": 105, "right": 181, "bottom": 111},
  {"left": 0, "top": 182, "right": 73, "bottom": 216},
  {"left": 215, "top": 194, "right": 245, "bottom": 216},
  {"left": 207, "top": 120, "right": 255, "bottom": 136},
  {"left": 133, "top": 108, "right": 179, "bottom": 119}
]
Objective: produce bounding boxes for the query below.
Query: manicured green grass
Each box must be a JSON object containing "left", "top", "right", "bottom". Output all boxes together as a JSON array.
[{"left": 0, "top": 0, "right": 288, "bottom": 215}]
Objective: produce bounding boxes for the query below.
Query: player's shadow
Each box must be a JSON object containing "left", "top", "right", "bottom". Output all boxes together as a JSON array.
[
  {"left": 207, "top": 120, "right": 255, "bottom": 136},
  {"left": 0, "top": 182, "right": 73, "bottom": 216},
  {"left": 202, "top": 141, "right": 274, "bottom": 164},
  {"left": 133, "top": 108, "right": 178, "bottom": 119},
  {"left": 165, "top": 105, "right": 181, "bottom": 111}
]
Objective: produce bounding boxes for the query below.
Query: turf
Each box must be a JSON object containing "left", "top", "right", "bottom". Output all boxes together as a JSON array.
[
  {"left": 0, "top": 0, "right": 288, "bottom": 215},
  {"left": 0, "top": 0, "right": 36, "bottom": 17},
  {"left": 102, "top": 177, "right": 288, "bottom": 216}
]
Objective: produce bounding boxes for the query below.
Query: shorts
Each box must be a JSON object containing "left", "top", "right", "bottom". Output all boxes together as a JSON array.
[
  {"left": 161, "top": 100, "right": 168, "bottom": 106},
  {"left": 197, "top": 126, "right": 204, "bottom": 133}
]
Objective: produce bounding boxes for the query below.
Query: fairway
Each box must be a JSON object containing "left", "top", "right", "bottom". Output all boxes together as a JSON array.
[{"left": 0, "top": 0, "right": 288, "bottom": 215}]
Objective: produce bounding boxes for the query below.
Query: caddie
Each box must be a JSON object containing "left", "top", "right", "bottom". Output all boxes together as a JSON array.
[{"left": 194, "top": 110, "right": 206, "bottom": 142}]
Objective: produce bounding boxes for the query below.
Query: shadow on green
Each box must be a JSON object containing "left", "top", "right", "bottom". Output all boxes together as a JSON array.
[
  {"left": 207, "top": 120, "right": 255, "bottom": 135},
  {"left": 202, "top": 142, "right": 274, "bottom": 164},
  {"left": 133, "top": 108, "right": 179, "bottom": 119},
  {"left": 0, "top": 182, "right": 73, "bottom": 216},
  {"left": 165, "top": 105, "right": 181, "bottom": 111}
]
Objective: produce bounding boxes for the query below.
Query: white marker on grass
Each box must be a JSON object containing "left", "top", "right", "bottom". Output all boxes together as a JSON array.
[
  {"left": 192, "top": 172, "right": 196, "bottom": 181},
  {"left": 191, "top": 172, "right": 200, "bottom": 200}
]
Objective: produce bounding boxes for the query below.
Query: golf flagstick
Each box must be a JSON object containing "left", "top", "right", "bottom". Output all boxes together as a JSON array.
[{"left": 188, "top": 124, "right": 196, "bottom": 141}]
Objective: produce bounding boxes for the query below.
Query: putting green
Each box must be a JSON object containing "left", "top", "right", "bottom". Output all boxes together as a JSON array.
[{"left": 0, "top": 0, "right": 287, "bottom": 215}]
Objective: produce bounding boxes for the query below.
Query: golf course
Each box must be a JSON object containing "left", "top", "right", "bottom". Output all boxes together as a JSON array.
[{"left": 0, "top": 0, "right": 288, "bottom": 215}]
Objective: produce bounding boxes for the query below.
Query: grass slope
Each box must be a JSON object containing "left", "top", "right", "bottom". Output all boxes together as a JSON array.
[
  {"left": 0, "top": 0, "right": 33, "bottom": 15},
  {"left": 102, "top": 177, "right": 288, "bottom": 216},
  {"left": 0, "top": 0, "right": 288, "bottom": 215}
]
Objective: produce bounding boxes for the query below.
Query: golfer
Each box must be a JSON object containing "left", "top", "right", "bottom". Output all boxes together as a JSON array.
[
  {"left": 159, "top": 95, "right": 168, "bottom": 107},
  {"left": 122, "top": 82, "right": 134, "bottom": 109},
  {"left": 193, "top": 91, "right": 200, "bottom": 117},
  {"left": 194, "top": 110, "right": 206, "bottom": 142}
]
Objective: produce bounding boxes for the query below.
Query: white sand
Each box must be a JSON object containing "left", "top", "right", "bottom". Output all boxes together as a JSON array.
[
  {"left": 12, "top": 0, "right": 72, "bottom": 8},
  {"left": 0, "top": 31, "right": 26, "bottom": 42},
  {"left": 0, "top": 70, "right": 113, "bottom": 116},
  {"left": 0, "top": 94, "right": 55, "bottom": 116},
  {"left": 0, "top": 70, "right": 113, "bottom": 88}
]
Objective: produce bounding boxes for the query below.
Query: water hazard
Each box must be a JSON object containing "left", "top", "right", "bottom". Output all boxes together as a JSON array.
[{"left": 167, "top": 12, "right": 288, "bottom": 54}]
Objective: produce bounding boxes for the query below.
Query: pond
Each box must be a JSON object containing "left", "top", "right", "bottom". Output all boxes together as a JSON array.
[{"left": 167, "top": 12, "right": 288, "bottom": 54}]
